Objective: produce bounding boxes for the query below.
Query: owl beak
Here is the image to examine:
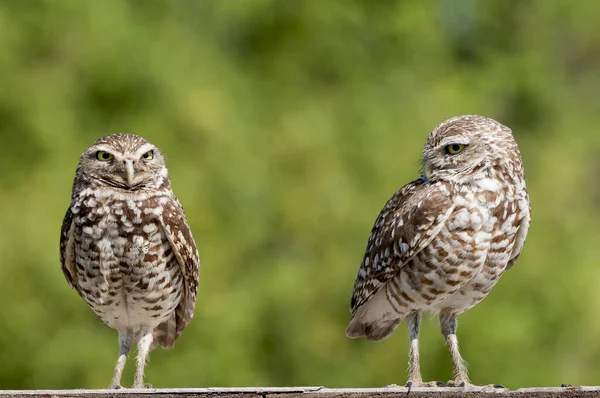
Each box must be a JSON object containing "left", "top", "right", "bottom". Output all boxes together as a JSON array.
[{"left": 125, "top": 160, "right": 135, "bottom": 185}]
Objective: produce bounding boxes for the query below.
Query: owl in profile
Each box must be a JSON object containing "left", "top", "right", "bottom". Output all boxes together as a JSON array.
[
  {"left": 346, "top": 115, "right": 530, "bottom": 388},
  {"left": 60, "top": 134, "right": 200, "bottom": 388}
]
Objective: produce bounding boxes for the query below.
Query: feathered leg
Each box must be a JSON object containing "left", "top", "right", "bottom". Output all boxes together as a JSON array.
[
  {"left": 109, "top": 330, "right": 133, "bottom": 389},
  {"left": 132, "top": 328, "right": 154, "bottom": 389}
]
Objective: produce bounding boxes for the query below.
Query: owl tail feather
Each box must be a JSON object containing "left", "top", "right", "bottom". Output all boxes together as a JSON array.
[
  {"left": 151, "top": 295, "right": 195, "bottom": 350},
  {"left": 345, "top": 287, "right": 404, "bottom": 341},
  {"left": 152, "top": 313, "right": 177, "bottom": 350},
  {"left": 346, "top": 315, "right": 403, "bottom": 342}
]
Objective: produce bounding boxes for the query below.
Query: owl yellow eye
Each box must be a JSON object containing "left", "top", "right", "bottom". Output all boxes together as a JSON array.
[
  {"left": 142, "top": 150, "right": 154, "bottom": 160},
  {"left": 95, "top": 151, "right": 114, "bottom": 161},
  {"left": 445, "top": 144, "right": 467, "bottom": 155}
]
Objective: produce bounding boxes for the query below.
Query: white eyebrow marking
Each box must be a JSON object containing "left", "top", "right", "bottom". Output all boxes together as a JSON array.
[{"left": 132, "top": 143, "right": 157, "bottom": 158}]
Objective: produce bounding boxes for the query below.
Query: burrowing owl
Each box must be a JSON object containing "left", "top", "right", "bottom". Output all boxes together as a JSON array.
[
  {"left": 59, "top": 134, "right": 200, "bottom": 389},
  {"left": 346, "top": 115, "right": 530, "bottom": 388}
]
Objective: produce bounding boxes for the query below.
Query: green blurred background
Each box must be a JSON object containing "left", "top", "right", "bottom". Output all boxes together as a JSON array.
[{"left": 1, "top": 0, "right": 600, "bottom": 390}]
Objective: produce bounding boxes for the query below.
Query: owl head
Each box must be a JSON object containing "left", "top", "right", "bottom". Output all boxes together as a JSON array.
[
  {"left": 76, "top": 133, "right": 170, "bottom": 191},
  {"left": 421, "top": 115, "right": 519, "bottom": 184}
]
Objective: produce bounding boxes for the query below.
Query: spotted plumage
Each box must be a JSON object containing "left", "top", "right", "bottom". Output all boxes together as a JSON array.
[
  {"left": 346, "top": 115, "right": 530, "bottom": 388},
  {"left": 60, "top": 134, "right": 200, "bottom": 389}
]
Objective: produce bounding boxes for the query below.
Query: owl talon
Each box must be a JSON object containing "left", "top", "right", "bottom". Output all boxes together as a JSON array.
[
  {"left": 445, "top": 380, "right": 470, "bottom": 388},
  {"left": 403, "top": 380, "right": 444, "bottom": 388},
  {"left": 109, "top": 385, "right": 123, "bottom": 389},
  {"left": 446, "top": 381, "right": 506, "bottom": 390}
]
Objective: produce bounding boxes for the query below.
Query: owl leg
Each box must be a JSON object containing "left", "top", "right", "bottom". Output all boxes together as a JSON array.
[
  {"left": 404, "top": 310, "right": 443, "bottom": 388},
  {"left": 439, "top": 310, "right": 508, "bottom": 390},
  {"left": 132, "top": 328, "right": 154, "bottom": 389},
  {"left": 439, "top": 309, "right": 470, "bottom": 387},
  {"left": 406, "top": 310, "right": 423, "bottom": 386},
  {"left": 109, "top": 330, "right": 133, "bottom": 389}
]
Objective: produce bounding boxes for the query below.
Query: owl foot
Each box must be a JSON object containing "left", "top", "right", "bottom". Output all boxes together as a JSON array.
[
  {"left": 445, "top": 380, "right": 507, "bottom": 390},
  {"left": 131, "top": 383, "right": 153, "bottom": 389},
  {"left": 108, "top": 385, "right": 123, "bottom": 389},
  {"left": 445, "top": 380, "right": 469, "bottom": 388},
  {"left": 405, "top": 380, "right": 447, "bottom": 389}
]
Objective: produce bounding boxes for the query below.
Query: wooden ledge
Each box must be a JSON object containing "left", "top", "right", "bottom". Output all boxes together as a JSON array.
[{"left": 0, "top": 386, "right": 597, "bottom": 398}]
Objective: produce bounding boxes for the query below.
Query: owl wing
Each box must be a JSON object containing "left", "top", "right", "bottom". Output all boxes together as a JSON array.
[
  {"left": 349, "top": 178, "right": 455, "bottom": 313},
  {"left": 156, "top": 196, "right": 200, "bottom": 348},
  {"left": 59, "top": 206, "right": 78, "bottom": 290}
]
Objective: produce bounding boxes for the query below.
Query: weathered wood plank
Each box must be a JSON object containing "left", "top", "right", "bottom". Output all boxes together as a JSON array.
[{"left": 0, "top": 386, "right": 597, "bottom": 398}]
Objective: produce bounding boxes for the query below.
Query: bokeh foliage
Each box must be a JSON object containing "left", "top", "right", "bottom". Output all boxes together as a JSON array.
[{"left": 1, "top": 0, "right": 600, "bottom": 390}]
